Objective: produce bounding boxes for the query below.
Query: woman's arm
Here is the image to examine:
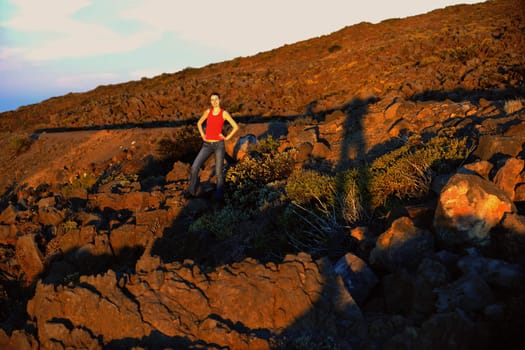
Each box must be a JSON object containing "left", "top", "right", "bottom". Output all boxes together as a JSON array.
[
  {"left": 223, "top": 111, "right": 239, "bottom": 141},
  {"left": 197, "top": 109, "right": 209, "bottom": 141}
]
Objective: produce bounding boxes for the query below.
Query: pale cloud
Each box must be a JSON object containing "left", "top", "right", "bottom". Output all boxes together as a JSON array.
[
  {"left": 2, "top": 0, "right": 160, "bottom": 61},
  {"left": 120, "top": 1, "right": 336, "bottom": 54},
  {"left": 120, "top": 0, "right": 484, "bottom": 56},
  {"left": 2, "top": 0, "right": 484, "bottom": 62},
  {"left": 55, "top": 72, "right": 119, "bottom": 88},
  {"left": 130, "top": 68, "right": 167, "bottom": 80},
  {"left": 4, "top": 0, "right": 92, "bottom": 31}
]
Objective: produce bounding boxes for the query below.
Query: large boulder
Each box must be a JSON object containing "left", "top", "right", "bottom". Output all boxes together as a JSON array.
[
  {"left": 27, "top": 270, "right": 149, "bottom": 349},
  {"left": 493, "top": 157, "right": 524, "bottom": 201},
  {"left": 27, "top": 253, "right": 364, "bottom": 349},
  {"left": 88, "top": 191, "right": 163, "bottom": 212},
  {"left": 15, "top": 234, "right": 45, "bottom": 284},
  {"left": 434, "top": 173, "right": 516, "bottom": 247},
  {"left": 473, "top": 135, "right": 525, "bottom": 161},
  {"left": 370, "top": 216, "right": 434, "bottom": 272},
  {"left": 457, "top": 254, "right": 523, "bottom": 288},
  {"left": 334, "top": 253, "right": 378, "bottom": 305}
]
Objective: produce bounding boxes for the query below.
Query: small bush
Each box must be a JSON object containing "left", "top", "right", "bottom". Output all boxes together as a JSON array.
[
  {"left": 67, "top": 171, "right": 99, "bottom": 191},
  {"left": 368, "top": 135, "right": 471, "bottom": 209},
  {"left": 228, "top": 180, "right": 286, "bottom": 212},
  {"left": 61, "top": 220, "right": 78, "bottom": 232},
  {"left": 285, "top": 169, "right": 336, "bottom": 207},
  {"left": 226, "top": 136, "right": 295, "bottom": 191},
  {"left": 156, "top": 125, "right": 201, "bottom": 162},
  {"left": 189, "top": 205, "right": 249, "bottom": 240}
]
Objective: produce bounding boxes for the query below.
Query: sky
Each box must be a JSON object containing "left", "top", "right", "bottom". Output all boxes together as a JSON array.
[{"left": 0, "top": 0, "right": 484, "bottom": 113}]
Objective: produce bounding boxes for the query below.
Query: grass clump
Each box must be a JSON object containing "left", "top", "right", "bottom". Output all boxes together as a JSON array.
[
  {"left": 335, "top": 168, "right": 366, "bottom": 225},
  {"left": 66, "top": 171, "right": 99, "bottom": 192},
  {"left": 504, "top": 98, "right": 524, "bottom": 114},
  {"left": 226, "top": 135, "right": 295, "bottom": 199},
  {"left": 189, "top": 204, "right": 249, "bottom": 240},
  {"left": 285, "top": 169, "right": 336, "bottom": 207},
  {"left": 367, "top": 135, "right": 471, "bottom": 209}
]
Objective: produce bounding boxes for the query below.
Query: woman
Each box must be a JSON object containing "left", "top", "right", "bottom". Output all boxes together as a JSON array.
[{"left": 185, "top": 92, "right": 239, "bottom": 200}]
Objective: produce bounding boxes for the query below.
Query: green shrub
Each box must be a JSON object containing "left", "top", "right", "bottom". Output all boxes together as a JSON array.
[
  {"left": 226, "top": 136, "right": 295, "bottom": 191},
  {"left": 60, "top": 220, "right": 78, "bottom": 233},
  {"left": 368, "top": 135, "right": 471, "bottom": 209},
  {"left": 67, "top": 171, "right": 99, "bottom": 191},
  {"left": 228, "top": 180, "right": 287, "bottom": 212},
  {"left": 285, "top": 169, "right": 336, "bottom": 207},
  {"left": 189, "top": 205, "right": 249, "bottom": 240},
  {"left": 156, "top": 125, "right": 201, "bottom": 162}
]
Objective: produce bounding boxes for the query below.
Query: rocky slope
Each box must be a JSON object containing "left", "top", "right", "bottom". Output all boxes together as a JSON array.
[{"left": 1, "top": 0, "right": 525, "bottom": 349}]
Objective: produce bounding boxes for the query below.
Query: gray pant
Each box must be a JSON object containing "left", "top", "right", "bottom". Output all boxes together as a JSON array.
[{"left": 187, "top": 140, "right": 225, "bottom": 196}]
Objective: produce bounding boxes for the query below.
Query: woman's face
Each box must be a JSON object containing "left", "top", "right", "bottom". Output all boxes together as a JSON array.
[{"left": 210, "top": 95, "right": 220, "bottom": 108}]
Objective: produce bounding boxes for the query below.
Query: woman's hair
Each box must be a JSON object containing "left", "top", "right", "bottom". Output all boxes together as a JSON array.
[{"left": 210, "top": 92, "right": 221, "bottom": 99}]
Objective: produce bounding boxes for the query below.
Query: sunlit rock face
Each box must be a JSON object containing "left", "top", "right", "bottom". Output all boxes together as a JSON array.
[{"left": 434, "top": 173, "right": 516, "bottom": 247}]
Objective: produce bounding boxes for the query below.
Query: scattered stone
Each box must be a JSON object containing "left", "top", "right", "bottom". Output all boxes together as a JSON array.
[{"left": 15, "top": 234, "right": 44, "bottom": 284}]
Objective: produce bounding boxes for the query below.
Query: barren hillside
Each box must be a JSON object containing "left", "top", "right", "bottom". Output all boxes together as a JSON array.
[{"left": 1, "top": 0, "right": 525, "bottom": 349}]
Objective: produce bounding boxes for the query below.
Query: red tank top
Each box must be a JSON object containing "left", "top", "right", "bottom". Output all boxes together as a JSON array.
[{"left": 205, "top": 108, "right": 225, "bottom": 140}]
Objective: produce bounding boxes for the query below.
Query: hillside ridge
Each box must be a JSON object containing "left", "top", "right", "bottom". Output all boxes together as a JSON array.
[
  {"left": 1, "top": 0, "right": 523, "bottom": 130},
  {"left": 0, "top": 0, "right": 525, "bottom": 348}
]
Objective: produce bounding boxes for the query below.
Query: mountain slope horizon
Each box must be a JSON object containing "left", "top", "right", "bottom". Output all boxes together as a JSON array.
[{"left": 1, "top": 0, "right": 523, "bottom": 133}]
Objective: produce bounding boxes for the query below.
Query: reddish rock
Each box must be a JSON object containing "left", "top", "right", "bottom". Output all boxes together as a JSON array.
[
  {"left": 27, "top": 270, "right": 150, "bottom": 347},
  {"left": 311, "top": 141, "right": 331, "bottom": 159},
  {"left": 473, "top": 135, "right": 525, "bottom": 160},
  {"left": 109, "top": 224, "right": 154, "bottom": 255},
  {"left": 334, "top": 253, "right": 378, "bottom": 304},
  {"left": 228, "top": 134, "right": 257, "bottom": 161},
  {"left": 370, "top": 216, "right": 434, "bottom": 272},
  {"left": 88, "top": 191, "right": 162, "bottom": 212},
  {"left": 37, "top": 206, "right": 65, "bottom": 226},
  {"left": 165, "top": 161, "right": 190, "bottom": 183},
  {"left": 0, "top": 329, "right": 37, "bottom": 350},
  {"left": 0, "top": 224, "right": 17, "bottom": 245},
  {"left": 0, "top": 204, "right": 19, "bottom": 225},
  {"left": 28, "top": 253, "right": 363, "bottom": 349},
  {"left": 15, "top": 234, "right": 45, "bottom": 284},
  {"left": 434, "top": 173, "right": 516, "bottom": 247},
  {"left": 493, "top": 157, "right": 524, "bottom": 200},
  {"left": 494, "top": 212, "right": 525, "bottom": 262},
  {"left": 515, "top": 183, "right": 525, "bottom": 202},
  {"left": 294, "top": 141, "right": 314, "bottom": 162},
  {"left": 460, "top": 160, "right": 493, "bottom": 179}
]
